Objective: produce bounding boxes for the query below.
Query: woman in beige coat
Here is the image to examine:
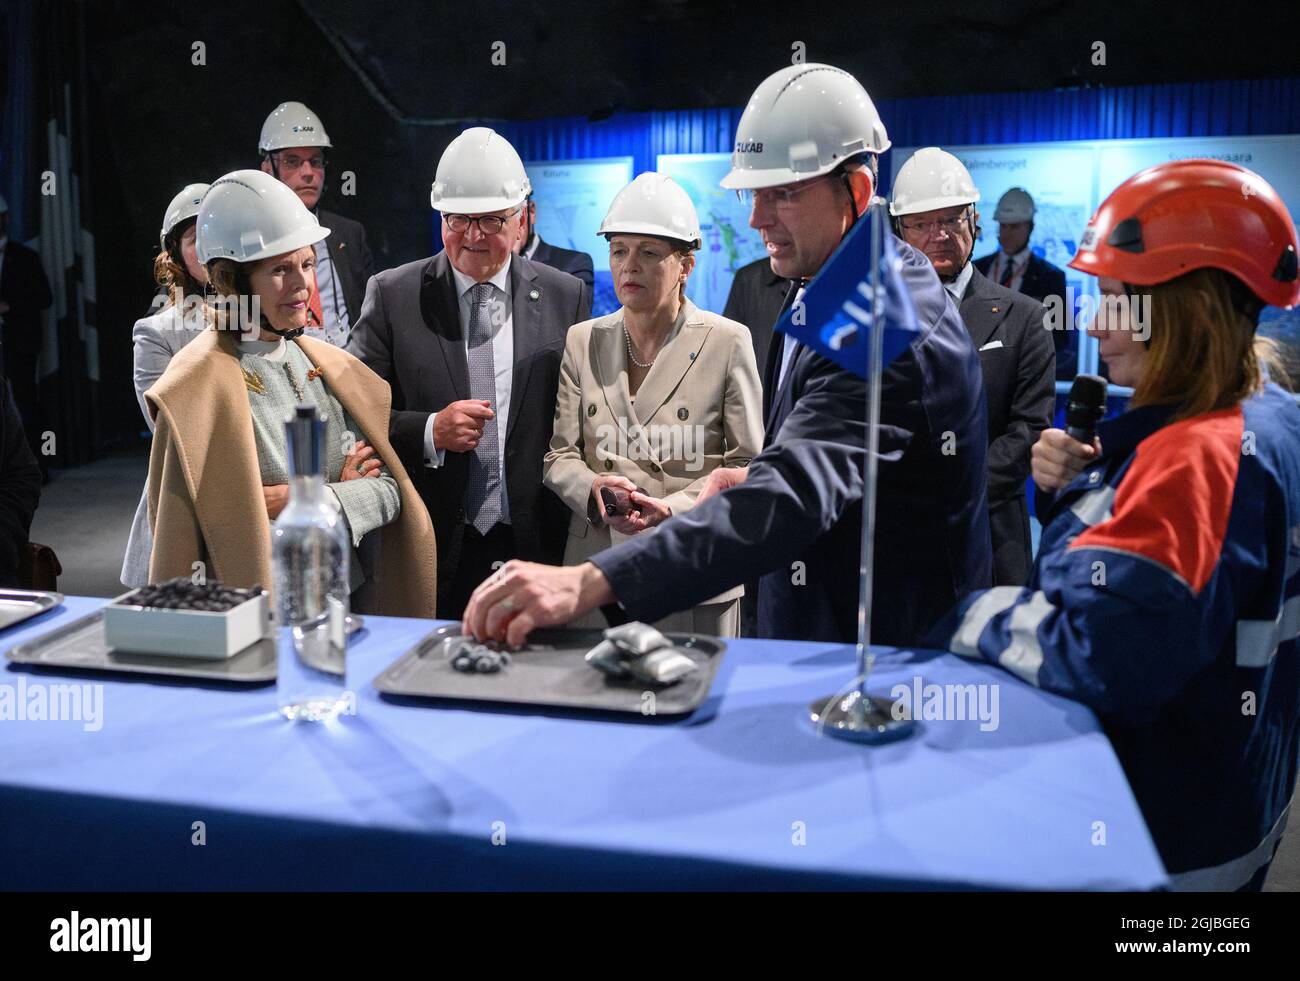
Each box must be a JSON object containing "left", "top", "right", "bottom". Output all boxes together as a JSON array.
[
  {"left": 146, "top": 170, "right": 436, "bottom": 618},
  {"left": 543, "top": 173, "right": 762, "bottom": 636}
]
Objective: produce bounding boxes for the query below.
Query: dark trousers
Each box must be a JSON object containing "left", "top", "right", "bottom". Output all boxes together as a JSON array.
[
  {"left": 3, "top": 355, "right": 40, "bottom": 461},
  {"left": 740, "top": 579, "right": 761, "bottom": 637},
  {"left": 441, "top": 523, "right": 516, "bottom": 621}
]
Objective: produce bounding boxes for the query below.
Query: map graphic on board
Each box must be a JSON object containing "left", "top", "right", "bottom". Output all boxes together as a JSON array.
[
  {"left": 525, "top": 157, "right": 633, "bottom": 316},
  {"left": 658, "top": 153, "right": 768, "bottom": 315},
  {"left": 889, "top": 135, "right": 1300, "bottom": 375}
]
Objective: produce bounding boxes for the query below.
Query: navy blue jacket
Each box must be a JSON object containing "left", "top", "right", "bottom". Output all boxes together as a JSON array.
[
  {"left": 932, "top": 386, "right": 1300, "bottom": 886},
  {"left": 529, "top": 237, "right": 595, "bottom": 288},
  {"left": 591, "top": 238, "right": 992, "bottom": 645}
]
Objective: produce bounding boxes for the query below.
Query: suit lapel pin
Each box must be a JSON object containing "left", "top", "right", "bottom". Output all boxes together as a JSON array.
[
  {"left": 991, "top": 306, "right": 999, "bottom": 313},
  {"left": 529, "top": 288, "right": 540, "bottom": 301},
  {"left": 689, "top": 351, "right": 697, "bottom": 360}
]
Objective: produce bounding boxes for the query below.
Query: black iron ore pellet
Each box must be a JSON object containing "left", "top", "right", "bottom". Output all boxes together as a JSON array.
[{"left": 130, "top": 579, "right": 259, "bottom": 612}]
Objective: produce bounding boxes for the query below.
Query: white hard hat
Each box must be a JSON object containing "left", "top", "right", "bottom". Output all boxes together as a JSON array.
[
  {"left": 889, "top": 147, "right": 979, "bottom": 217},
  {"left": 195, "top": 169, "right": 330, "bottom": 264},
  {"left": 258, "top": 101, "right": 332, "bottom": 153},
  {"left": 993, "top": 187, "right": 1036, "bottom": 223},
  {"left": 721, "top": 63, "right": 890, "bottom": 191},
  {"left": 431, "top": 127, "right": 531, "bottom": 214},
  {"left": 599, "top": 173, "right": 701, "bottom": 249},
  {"left": 160, "top": 183, "right": 212, "bottom": 247}
]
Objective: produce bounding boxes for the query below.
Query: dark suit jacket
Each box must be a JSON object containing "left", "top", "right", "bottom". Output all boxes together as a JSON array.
[
  {"left": 958, "top": 266, "right": 1056, "bottom": 586},
  {"left": 591, "top": 238, "right": 993, "bottom": 647},
  {"left": 317, "top": 208, "right": 374, "bottom": 327},
  {"left": 0, "top": 239, "right": 53, "bottom": 376},
  {"left": 975, "top": 250, "right": 1070, "bottom": 373},
  {"left": 0, "top": 382, "right": 40, "bottom": 586},
  {"left": 529, "top": 237, "right": 594, "bottom": 288},
  {"left": 974, "top": 249, "right": 1066, "bottom": 305},
  {"left": 722, "top": 256, "right": 791, "bottom": 378},
  {"left": 346, "top": 252, "right": 591, "bottom": 612}
]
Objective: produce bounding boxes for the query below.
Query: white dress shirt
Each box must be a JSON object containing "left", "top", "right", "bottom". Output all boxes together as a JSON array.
[
  {"left": 943, "top": 261, "right": 975, "bottom": 303},
  {"left": 990, "top": 246, "right": 1030, "bottom": 294},
  {"left": 311, "top": 238, "right": 351, "bottom": 347},
  {"left": 423, "top": 261, "right": 515, "bottom": 522},
  {"left": 775, "top": 286, "right": 806, "bottom": 391}
]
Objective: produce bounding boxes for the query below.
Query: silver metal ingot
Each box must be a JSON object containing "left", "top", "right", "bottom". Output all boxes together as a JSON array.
[
  {"left": 626, "top": 648, "right": 699, "bottom": 685},
  {"left": 603, "top": 621, "right": 670, "bottom": 656},
  {"left": 584, "top": 639, "right": 629, "bottom": 676}
]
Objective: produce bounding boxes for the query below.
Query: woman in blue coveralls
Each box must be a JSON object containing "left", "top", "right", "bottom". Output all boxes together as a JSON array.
[{"left": 933, "top": 159, "right": 1300, "bottom": 891}]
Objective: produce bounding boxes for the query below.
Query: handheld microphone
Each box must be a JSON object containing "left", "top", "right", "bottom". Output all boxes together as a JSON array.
[{"left": 1065, "top": 374, "right": 1108, "bottom": 446}]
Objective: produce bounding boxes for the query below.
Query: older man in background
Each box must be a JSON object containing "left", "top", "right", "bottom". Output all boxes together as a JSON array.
[
  {"left": 892, "top": 149, "right": 1055, "bottom": 585},
  {"left": 259, "top": 101, "right": 374, "bottom": 347}
]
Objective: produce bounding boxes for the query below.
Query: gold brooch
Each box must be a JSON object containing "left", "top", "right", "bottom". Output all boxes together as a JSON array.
[{"left": 243, "top": 368, "right": 266, "bottom": 395}]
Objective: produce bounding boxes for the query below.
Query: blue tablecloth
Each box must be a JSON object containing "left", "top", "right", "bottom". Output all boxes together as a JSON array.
[{"left": 0, "top": 596, "right": 1167, "bottom": 890}]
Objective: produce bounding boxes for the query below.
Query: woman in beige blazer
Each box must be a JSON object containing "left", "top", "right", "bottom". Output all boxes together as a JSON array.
[
  {"left": 146, "top": 170, "right": 436, "bottom": 618},
  {"left": 543, "top": 173, "right": 762, "bottom": 636}
]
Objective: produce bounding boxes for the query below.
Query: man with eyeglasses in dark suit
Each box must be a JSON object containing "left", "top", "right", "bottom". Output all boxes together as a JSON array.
[{"left": 347, "top": 128, "right": 591, "bottom": 618}]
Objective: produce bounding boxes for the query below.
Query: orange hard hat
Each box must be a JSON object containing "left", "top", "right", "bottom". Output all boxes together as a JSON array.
[{"left": 1070, "top": 159, "right": 1300, "bottom": 309}]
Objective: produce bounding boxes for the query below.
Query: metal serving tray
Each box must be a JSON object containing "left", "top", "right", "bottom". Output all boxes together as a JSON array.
[
  {"left": 0, "top": 590, "right": 64, "bottom": 632},
  {"left": 5, "top": 608, "right": 364, "bottom": 684},
  {"left": 372, "top": 624, "right": 726, "bottom": 717}
]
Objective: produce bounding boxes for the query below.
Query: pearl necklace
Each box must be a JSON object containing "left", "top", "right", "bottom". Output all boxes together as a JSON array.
[{"left": 624, "top": 327, "right": 656, "bottom": 369}]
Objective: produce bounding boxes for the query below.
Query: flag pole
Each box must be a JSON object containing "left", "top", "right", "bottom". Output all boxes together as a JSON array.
[
  {"left": 855, "top": 198, "right": 886, "bottom": 702},
  {"left": 809, "top": 199, "right": 914, "bottom": 744}
]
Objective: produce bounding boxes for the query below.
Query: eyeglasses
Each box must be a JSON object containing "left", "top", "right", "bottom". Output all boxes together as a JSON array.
[
  {"left": 734, "top": 174, "right": 836, "bottom": 208},
  {"left": 444, "top": 209, "right": 520, "bottom": 235},
  {"left": 275, "top": 152, "right": 325, "bottom": 171},
  {"left": 899, "top": 213, "right": 970, "bottom": 237}
]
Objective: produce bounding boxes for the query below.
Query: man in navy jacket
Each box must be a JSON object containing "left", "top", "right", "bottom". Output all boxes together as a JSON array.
[{"left": 464, "top": 64, "right": 991, "bottom": 646}]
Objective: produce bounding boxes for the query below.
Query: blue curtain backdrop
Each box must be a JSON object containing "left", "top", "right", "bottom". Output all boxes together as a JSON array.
[
  {"left": 495, "top": 75, "right": 1300, "bottom": 320},
  {"left": 496, "top": 76, "right": 1300, "bottom": 195}
]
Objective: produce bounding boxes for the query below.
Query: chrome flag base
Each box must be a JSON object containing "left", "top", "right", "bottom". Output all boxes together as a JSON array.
[{"left": 809, "top": 689, "right": 916, "bottom": 744}]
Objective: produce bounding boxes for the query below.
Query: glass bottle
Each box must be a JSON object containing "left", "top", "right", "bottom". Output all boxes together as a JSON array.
[{"left": 274, "top": 405, "right": 351, "bottom": 721}]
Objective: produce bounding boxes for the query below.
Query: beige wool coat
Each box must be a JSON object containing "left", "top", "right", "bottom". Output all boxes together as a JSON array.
[
  {"left": 144, "top": 328, "right": 437, "bottom": 618},
  {"left": 543, "top": 299, "right": 762, "bottom": 632}
]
